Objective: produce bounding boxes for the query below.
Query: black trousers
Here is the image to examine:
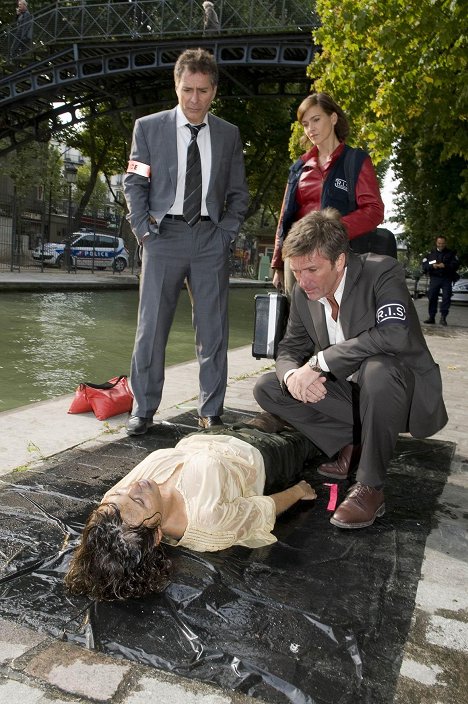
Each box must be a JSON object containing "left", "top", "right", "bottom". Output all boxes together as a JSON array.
[
  {"left": 197, "top": 426, "right": 318, "bottom": 494},
  {"left": 427, "top": 277, "right": 453, "bottom": 318}
]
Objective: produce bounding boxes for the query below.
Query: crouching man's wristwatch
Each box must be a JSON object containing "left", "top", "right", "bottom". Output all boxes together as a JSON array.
[{"left": 308, "top": 354, "right": 323, "bottom": 374}]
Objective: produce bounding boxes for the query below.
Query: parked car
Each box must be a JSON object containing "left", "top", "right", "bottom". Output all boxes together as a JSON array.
[
  {"left": 451, "top": 276, "right": 468, "bottom": 304},
  {"left": 32, "top": 232, "right": 129, "bottom": 272}
]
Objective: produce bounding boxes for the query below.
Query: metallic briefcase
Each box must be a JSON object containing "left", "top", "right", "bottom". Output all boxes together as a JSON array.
[{"left": 252, "top": 292, "right": 289, "bottom": 360}]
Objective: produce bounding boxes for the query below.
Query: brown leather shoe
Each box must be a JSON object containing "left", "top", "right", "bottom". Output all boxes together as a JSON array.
[
  {"left": 198, "top": 415, "right": 224, "bottom": 429},
  {"left": 317, "top": 444, "right": 361, "bottom": 480},
  {"left": 330, "top": 483, "right": 385, "bottom": 529},
  {"left": 244, "top": 412, "right": 293, "bottom": 433}
]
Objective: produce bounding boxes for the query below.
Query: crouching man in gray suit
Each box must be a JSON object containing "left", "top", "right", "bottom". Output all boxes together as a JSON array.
[
  {"left": 253, "top": 209, "right": 448, "bottom": 529},
  {"left": 124, "top": 48, "right": 249, "bottom": 436}
]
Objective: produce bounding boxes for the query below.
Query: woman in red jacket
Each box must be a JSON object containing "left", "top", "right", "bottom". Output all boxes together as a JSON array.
[{"left": 272, "top": 93, "right": 384, "bottom": 294}]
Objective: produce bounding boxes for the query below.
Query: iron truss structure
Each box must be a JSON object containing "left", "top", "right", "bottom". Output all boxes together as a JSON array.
[{"left": 0, "top": 0, "right": 319, "bottom": 156}]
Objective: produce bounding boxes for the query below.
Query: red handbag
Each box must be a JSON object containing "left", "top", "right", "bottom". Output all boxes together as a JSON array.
[{"left": 68, "top": 376, "right": 133, "bottom": 420}]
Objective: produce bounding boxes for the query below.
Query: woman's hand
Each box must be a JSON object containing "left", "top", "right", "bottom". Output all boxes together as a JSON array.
[
  {"left": 272, "top": 269, "right": 284, "bottom": 290},
  {"left": 270, "top": 481, "right": 316, "bottom": 515},
  {"left": 296, "top": 480, "right": 316, "bottom": 501}
]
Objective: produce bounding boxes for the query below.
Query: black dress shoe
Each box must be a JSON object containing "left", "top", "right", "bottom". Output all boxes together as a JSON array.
[
  {"left": 440, "top": 315, "right": 447, "bottom": 326},
  {"left": 126, "top": 416, "right": 152, "bottom": 436},
  {"left": 198, "top": 415, "right": 224, "bottom": 429},
  {"left": 424, "top": 317, "right": 435, "bottom": 324}
]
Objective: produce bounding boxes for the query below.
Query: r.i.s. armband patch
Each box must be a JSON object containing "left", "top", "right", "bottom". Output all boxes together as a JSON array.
[{"left": 376, "top": 301, "right": 407, "bottom": 326}]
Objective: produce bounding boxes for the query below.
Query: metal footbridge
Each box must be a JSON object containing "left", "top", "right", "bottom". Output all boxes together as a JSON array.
[{"left": 0, "top": 0, "right": 319, "bottom": 156}]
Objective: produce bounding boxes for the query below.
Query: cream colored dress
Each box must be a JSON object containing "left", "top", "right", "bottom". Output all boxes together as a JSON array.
[{"left": 104, "top": 434, "right": 276, "bottom": 552}]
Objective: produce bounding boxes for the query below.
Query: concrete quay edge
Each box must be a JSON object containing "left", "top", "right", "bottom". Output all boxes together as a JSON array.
[{"left": 0, "top": 269, "right": 272, "bottom": 292}]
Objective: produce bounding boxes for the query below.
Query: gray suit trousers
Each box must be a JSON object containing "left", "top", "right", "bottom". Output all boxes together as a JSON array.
[
  {"left": 254, "top": 355, "right": 415, "bottom": 487},
  {"left": 130, "top": 218, "right": 231, "bottom": 419}
]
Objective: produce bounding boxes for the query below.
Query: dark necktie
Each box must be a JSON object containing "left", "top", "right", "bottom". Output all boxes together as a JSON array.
[
  {"left": 327, "top": 296, "right": 339, "bottom": 322},
  {"left": 183, "top": 123, "right": 206, "bottom": 226}
]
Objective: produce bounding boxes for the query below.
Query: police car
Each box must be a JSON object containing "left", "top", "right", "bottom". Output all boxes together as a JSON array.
[
  {"left": 32, "top": 231, "right": 129, "bottom": 272},
  {"left": 451, "top": 276, "right": 468, "bottom": 304}
]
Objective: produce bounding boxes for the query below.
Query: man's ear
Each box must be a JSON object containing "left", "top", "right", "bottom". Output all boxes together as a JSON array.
[{"left": 336, "top": 252, "right": 346, "bottom": 272}]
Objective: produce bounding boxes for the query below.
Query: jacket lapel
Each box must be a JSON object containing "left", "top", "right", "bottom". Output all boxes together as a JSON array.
[
  {"left": 339, "top": 254, "right": 364, "bottom": 339},
  {"left": 207, "top": 114, "right": 221, "bottom": 190},
  {"left": 306, "top": 299, "right": 330, "bottom": 349},
  {"left": 296, "top": 288, "right": 330, "bottom": 348},
  {"left": 166, "top": 108, "right": 178, "bottom": 190}
]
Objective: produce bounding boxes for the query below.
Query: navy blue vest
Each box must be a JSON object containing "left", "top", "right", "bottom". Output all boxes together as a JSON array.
[
  {"left": 320, "top": 145, "right": 368, "bottom": 214},
  {"left": 279, "top": 145, "right": 368, "bottom": 246}
]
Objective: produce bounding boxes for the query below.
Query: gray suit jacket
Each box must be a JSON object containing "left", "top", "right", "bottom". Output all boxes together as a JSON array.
[
  {"left": 276, "top": 253, "right": 448, "bottom": 438},
  {"left": 124, "top": 107, "right": 249, "bottom": 242}
]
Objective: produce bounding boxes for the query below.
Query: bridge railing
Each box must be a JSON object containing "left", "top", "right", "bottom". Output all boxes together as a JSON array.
[{"left": 2, "top": 0, "right": 317, "bottom": 61}]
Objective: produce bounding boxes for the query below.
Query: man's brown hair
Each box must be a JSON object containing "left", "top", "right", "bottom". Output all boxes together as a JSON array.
[
  {"left": 174, "top": 48, "right": 218, "bottom": 87},
  {"left": 282, "top": 209, "right": 350, "bottom": 264}
]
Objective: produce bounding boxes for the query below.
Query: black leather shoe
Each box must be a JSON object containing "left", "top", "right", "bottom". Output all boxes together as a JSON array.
[
  {"left": 424, "top": 318, "right": 435, "bottom": 324},
  {"left": 440, "top": 315, "right": 447, "bottom": 326},
  {"left": 126, "top": 416, "right": 152, "bottom": 436},
  {"left": 198, "top": 415, "right": 224, "bottom": 429}
]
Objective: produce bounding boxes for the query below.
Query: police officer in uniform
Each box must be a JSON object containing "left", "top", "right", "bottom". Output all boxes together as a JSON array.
[{"left": 422, "top": 236, "right": 460, "bottom": 326}]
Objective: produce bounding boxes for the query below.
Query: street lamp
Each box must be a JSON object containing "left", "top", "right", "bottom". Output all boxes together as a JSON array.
[{"left": 64, "top": 161, "right": 78, "bottom": 272}]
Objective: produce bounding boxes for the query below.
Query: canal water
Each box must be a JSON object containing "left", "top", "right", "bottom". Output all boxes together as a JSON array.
[{"left": 0, "top": 287, "right": 270, "bottom": 413}]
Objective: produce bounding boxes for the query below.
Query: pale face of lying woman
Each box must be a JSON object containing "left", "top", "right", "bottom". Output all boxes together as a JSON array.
[{"left": 100, "top": 479, "right": 163, "bottom": 538}]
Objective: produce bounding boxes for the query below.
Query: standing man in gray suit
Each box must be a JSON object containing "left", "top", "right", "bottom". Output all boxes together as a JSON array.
[
  {"left": 124, "top": 48, "right": 249, "bottom": 436},
  {"left": 253, "top": 209, "right": 447, "bottom": 529}
]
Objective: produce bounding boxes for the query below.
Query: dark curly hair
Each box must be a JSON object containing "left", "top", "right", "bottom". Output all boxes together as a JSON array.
[{"left": 64, "top": 504, "right": 171, "bottom": 601}]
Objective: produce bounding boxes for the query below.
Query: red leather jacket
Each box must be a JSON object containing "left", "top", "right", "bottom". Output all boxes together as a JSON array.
[{"left": 271, "top": 143, "right": 384, "bottom": 270}]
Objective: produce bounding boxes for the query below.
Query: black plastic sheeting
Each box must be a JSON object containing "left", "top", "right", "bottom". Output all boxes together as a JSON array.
[{"left": 0, "top": 409, "right": 455, "bottom": 704}]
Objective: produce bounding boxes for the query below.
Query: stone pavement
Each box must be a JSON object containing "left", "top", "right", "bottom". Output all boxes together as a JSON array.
[{"left": 0, "top": 294, "right": 467, "bottom": 703}]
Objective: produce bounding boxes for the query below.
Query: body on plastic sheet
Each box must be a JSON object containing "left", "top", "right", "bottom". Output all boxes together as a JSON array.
[{"left": 0, "top": 410, "right": 456, "bottom": 704}]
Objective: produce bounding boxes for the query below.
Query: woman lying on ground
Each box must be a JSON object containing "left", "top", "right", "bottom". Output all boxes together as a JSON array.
[{"left": 64, "top": 420, "right": 317, "bottom": 601}]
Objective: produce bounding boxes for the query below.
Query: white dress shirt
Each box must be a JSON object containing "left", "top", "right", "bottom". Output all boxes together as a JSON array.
[
  {"left": 168, "top": 104, "right": 212, "bottom": 216},
  {"left": 284, "top": 268, "right": 348, "bottom": 381}
]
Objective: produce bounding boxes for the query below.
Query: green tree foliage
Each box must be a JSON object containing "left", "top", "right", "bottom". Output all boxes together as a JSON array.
[
  {"left": 393, "top": 137, "right": 467, "bottom": 258},
  {"left": 61, "top": 111, "right": 132, "bottom": 229},
  {"left": 74, "top": 162, "right": 108, "bottom": 214},
  {"left": 214, "top": 96, "right": 299, "bottom": 224},
  {"left": 307, "top": 0, "right": 467, "bottom": 260},
  {"left": 0, "top": 141, "right": 62, "bottom": 202}
]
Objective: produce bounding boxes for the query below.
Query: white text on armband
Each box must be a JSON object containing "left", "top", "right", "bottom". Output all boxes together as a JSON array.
[{"left": 376, "top": 302, "right": 407, "bottom": 326}]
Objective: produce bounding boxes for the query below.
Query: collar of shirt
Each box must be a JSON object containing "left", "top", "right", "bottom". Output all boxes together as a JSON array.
[
  {"left": 303, "top": 141, "right": 345, "bottom": 172},
  {"left": 318, "top": 267, "right": 347, "bottom": 345},
  {"left": 169, "top": 106, "right": 212, "bottom": 216}
]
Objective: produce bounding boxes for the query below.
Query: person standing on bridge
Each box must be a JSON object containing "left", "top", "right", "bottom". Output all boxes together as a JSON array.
[
  {"left": 202, "top": 1, "right": 220, "bottom": 34},
  {"left": 271, "top": 93, "right": 385, "bottom": 296},
  {"left": 11, "top": 0, "right": 32, "bottom": 58},
  {"left": 124, "top": 48, "right": 249, "bottom": 437}
]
